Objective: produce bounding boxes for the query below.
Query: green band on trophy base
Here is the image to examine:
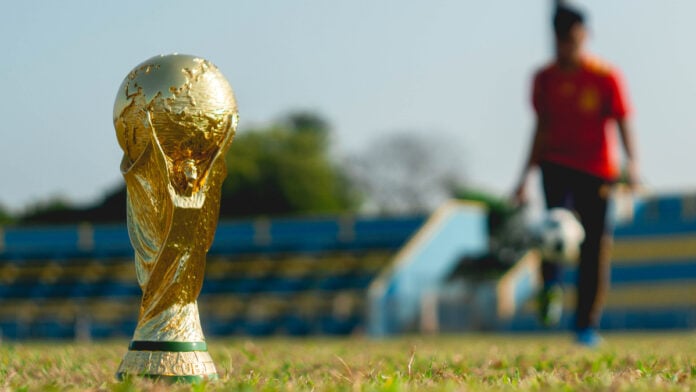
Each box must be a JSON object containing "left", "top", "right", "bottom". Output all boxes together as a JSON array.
[
  {"left": 129, "top": 341, "right": 208, "bottom": 352},
  {"left": 116, "top": 372, "right": 219, "bottom": 384}
]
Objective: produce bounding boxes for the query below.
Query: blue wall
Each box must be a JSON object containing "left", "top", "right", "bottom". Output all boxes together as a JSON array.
[{"left": 367, "top": 201, "right": 489, "bottom": 336}]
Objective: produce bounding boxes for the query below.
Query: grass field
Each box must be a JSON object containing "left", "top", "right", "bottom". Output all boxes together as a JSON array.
[{"left": 1, "top": 333, "right": 694, "bottom": 391}]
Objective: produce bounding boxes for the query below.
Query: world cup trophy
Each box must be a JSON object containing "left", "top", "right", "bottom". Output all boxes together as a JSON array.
[{"left": 113, "top": 54, "right": 237, "bottom": 382}]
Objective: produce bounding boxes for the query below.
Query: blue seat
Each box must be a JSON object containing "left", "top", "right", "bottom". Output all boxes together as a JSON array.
[
  {"left": 317, "top": 275, "right": 354, "bottom": 291},
  {"left": 352, "top": 216, "right": 425, "bottom": 250},
  {"left": 0, "top": 320, "right": 28, "bottom": 340},
  {"left": 319, "top": 315, "right": 361, "bottom": 335},
  {"left": 3, "top": 226, "right": 82, "bottom": 259},
  {"left": 5, "top": 281, "right": 47, "bottom": 299},
  {"left": 242, "top": 318, "right": 278, "bottom": 336},
  {"left": 281, "top": 314, "right": 315, "bottom": 336},
  {"left": 349, "top": 274, "right": 375, "bottom": 289},
  {"left": 269, "top": 218, "right": 341, "bottom": 253},
  {"left": 89, "top": 321, "right": 118, "bottom": 339},
  {"left": 98, "top": 281, "right": 140, "bottom": 298},
  {"left": 200, "top": 279, "right": 229, "bottom": 295},
  {"left": 30, "top": 319, "right": 74, "bottom": 339},
  {"left": 118, "top": 319, "right": 138, "bottom": 336},
  {"left": 317, "top": 273, "right": 374, "bottom": 291},
  {"left": 205, "top": 317, "right": 244, "bottom": 336},
  {"left": 210, "top": 222, "right": 257, "bottom": 254},
  {"left": 263, "top": 276, "right": 313, "bottom": 293},
  {"left": 92, "top": 225, "right": 133, "bottom": 257},
  {"left": 45, "top": 281, "right": 77, "bottom": 298}
]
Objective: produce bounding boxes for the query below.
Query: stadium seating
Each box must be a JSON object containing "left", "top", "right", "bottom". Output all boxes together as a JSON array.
[
  {"left": 2, "top": 193, "right": 694, "bottom": 340},
  {"left": 0, "top": 215, "right": 424, "bottom": 340}
]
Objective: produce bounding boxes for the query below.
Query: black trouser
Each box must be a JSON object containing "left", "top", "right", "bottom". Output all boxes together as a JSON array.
[{"left": 540, "top": 162, "right": 612, "bottom": 330}]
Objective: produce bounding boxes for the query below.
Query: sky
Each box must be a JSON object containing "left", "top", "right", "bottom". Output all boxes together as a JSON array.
[{"left": 1, "top": 0, "right": 695, "bottom": 213}]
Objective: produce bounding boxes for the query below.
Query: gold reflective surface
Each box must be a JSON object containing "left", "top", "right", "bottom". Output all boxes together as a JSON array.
[
  {"left": 114, "top": 54, "right": 237, "bottom": 380},
  {"left": 118, "top": 350, "right": 217, "bottom": 379}
]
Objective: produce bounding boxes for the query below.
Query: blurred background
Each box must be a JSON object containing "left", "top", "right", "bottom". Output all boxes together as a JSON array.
[{"left": 0, "top": 1, "right": 694, "bottom": 339}]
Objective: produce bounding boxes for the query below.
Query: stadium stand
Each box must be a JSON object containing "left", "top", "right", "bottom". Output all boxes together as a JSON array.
[
  {"left": 2, "top": 193, "right": 695, "bottom": 340},
  {"left": 0, "top": 215, "right": 424, "bottom": 340}
]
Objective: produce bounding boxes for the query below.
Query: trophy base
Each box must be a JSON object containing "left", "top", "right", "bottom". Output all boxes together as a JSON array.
[{"left": 116, "top": 341, "right": 217, "bottom": 383}]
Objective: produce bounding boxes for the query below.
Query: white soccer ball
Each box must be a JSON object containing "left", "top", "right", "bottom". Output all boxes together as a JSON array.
[{"left": 537, "top": 208, "right": 585, "bottom": 264}]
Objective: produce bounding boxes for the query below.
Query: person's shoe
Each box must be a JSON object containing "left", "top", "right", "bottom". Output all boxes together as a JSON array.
[
  {"left": 575, "top": 328, "right": 603, "bottom": 348},
  {"left": 537, "top": 284, "right": 563, "bottom": 327}
]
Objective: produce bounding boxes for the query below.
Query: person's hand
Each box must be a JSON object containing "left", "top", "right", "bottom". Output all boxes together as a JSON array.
[
  {"left": 624, "top": 159, "right": 641, "bottom": 193},
  {"left": 512, "top": 181, "right": 527, "bottom": 206}
]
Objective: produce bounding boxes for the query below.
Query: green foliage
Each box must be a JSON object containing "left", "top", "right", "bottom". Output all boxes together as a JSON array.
[
  {"left": 453, "top": 187, "right": 515, "bottom": 218},
  {"left": 220, "top": 112, "right": 357, "bottom": 217},
  {"left": 453, "top": 187, "right": 518, "bottom": 238},
  {"left": 346, "top": 132, "right": 467, "bottom": 214},
  {"left": 25, "top": 197, "right": 73, "bottom": 213},
  {"left": 17, "top": 196, "right": 77, "bottom": 225},
  {"left": 0, "top": 204, "right": 15, "bottom": 225}
]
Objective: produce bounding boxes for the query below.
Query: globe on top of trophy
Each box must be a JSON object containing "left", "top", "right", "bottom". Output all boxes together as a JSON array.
[{"left": 114, "top": 53, "right": 238, "bottom": 196}]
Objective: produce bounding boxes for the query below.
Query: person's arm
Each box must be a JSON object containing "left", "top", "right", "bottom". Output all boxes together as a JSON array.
[
  {"left": 513, "top": 115, "right": 548, "bottom": 204},
  {"left": 607, "top": 67, "right": 639, "bottom": 190},
  {"left": 616, "top": 117, "right": 639, "bottom": 190}
]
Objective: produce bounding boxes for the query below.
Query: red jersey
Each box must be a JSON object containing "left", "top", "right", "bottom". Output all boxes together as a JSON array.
[{"left": 532, "top": 56, "right": 630, "bottom": 180}]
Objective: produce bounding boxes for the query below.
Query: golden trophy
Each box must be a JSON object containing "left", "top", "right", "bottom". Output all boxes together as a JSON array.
[{"left": 113, "top": 54, "right": 237, "bottom": 382}]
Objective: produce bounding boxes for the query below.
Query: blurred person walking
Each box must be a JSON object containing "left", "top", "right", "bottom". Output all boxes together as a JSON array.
[{"left": 513, "top": 4, "right": 640, "bottom": 346}]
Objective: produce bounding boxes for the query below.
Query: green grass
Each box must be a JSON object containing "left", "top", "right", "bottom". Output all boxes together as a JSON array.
[{"left": 1, "top": 333, "right": 694, "bottom": 391}]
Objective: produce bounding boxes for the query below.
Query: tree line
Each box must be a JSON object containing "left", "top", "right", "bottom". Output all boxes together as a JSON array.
[{"left": 3, "top": 112, "right": 499, "bottom": 225}]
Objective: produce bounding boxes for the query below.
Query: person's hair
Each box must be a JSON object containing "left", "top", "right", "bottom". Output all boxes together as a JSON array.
[{"left": 553, "top": 5, "right": 585, "bottom": 39}]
